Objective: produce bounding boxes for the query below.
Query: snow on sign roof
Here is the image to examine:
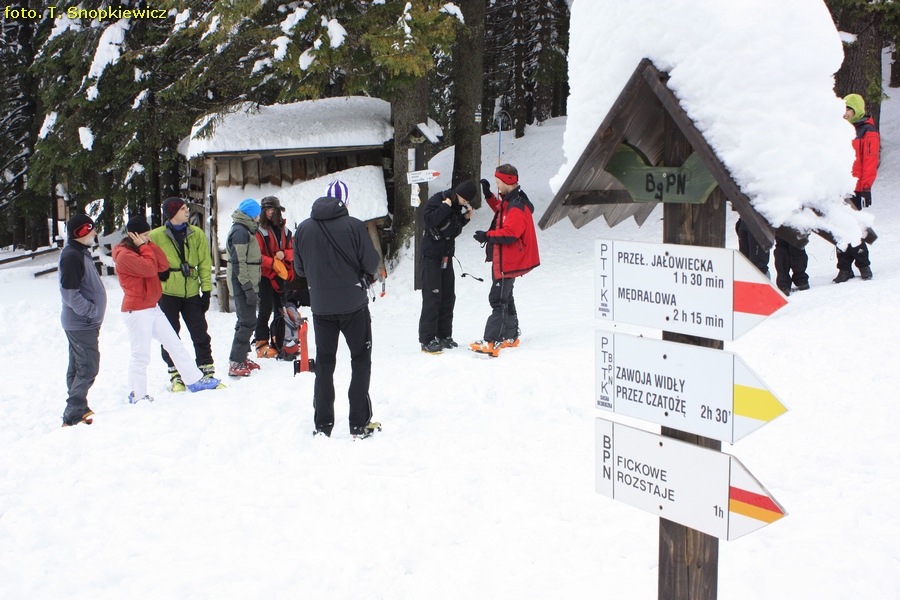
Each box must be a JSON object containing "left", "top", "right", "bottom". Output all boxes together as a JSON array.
[
  {"left": 554, "top": 0, "right": 873, "bottom": 247},
  {"left": 183, "top": 97, "right": 393, "bottom": 160}
]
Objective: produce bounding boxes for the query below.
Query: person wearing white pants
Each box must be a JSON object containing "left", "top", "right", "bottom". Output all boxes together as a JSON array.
[
  {"left": 121, "top": 306, "right": 205, "bottom": 401},
  {"left": 112, "top": 215, "right": 222, "bottom": 402}
]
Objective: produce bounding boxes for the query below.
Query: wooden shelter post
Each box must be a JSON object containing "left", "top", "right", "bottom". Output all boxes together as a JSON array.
[{"left": 658, "top": 111, "right": 725, "bottom": 600}]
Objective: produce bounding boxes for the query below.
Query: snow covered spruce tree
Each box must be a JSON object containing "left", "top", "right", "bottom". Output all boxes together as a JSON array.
[
  {"left": 483, "top": 0, "right": 569, "bottom": 139},
  {"left": 0, "top": 5, "right": 54, "bottom": 249},
  {"left": 28, "top": 1, "right": 271, "bottom": 233}
]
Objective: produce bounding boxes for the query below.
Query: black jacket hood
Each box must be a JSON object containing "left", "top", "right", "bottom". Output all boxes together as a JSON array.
[{"left": 310, "top": 196, "right": 349, "bottom": 221}]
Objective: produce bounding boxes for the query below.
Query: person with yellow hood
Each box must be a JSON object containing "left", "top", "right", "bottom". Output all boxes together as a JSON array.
[{"left": 835, "top": 93, "right": 879, "bottom": 283}]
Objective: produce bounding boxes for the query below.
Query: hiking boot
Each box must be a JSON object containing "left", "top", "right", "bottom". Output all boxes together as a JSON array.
[
  {"left": 778, "top": 286, "right": 791, "bottom": 297},
  {"left": 350, "top": 421, "right": 382, "bottom": 439},
  {"left": 255, "top": 340, "right": 278, "bottom": 359},
  {"left": 499, "top": 337, "right": 520, "bottom": 349},
  {"left": 795, "top": 282, "right": 810, "bottom": 291},
  {"left": 127, "top": 392, "right": 154, "bottom": 404},
  {"left": 168, "top": 366, "right": 186, "bottom": 392},
  {"left": 62, "top": 409, "right": 94, "bottom": 427},
  {"left": 199, "top": 363, "right": 216, "bottom": 376},
  {"left": 228, "top": 361, "right": 252, "bottom": 377},
  {"left": 859, "top": 266, "right": 873, "bottom": 280},
  {"left": 245, "top": 359, "right": 261, "bottom": 371},
  {"left": 439, "top": 337, "right": 459, "bottom": 349},
  {"left": 833, "top": 269, "right": 854, "bottom": 284},
  {"left": 313, "top": 423, "right": 333, "bottom": 438},
  {"left": 421, "top": 338, "right": 444, "bottom": 354},
  {"left": 187, "top": 375, "right": 222, "bottom": 393},
  {"left": 469, "top": 339, "right": 501, "bottom": 357}
]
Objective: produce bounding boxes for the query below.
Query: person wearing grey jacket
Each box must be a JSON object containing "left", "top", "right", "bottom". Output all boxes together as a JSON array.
[
  {"left": 226, "top": 199, "right": 263, "bottom": 377},
  {"left": 59, "top": 214, "right": 107, "bottom": 426},
  {"left": 293, "top": 181, "right": 381, "bottom": 438}
]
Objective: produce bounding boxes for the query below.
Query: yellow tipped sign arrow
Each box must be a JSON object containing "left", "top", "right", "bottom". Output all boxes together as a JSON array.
[{"left": 596, "top": 332, "right": 788, "bottom": 443}]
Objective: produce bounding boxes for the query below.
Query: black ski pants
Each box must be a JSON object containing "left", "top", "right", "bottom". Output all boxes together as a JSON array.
[
  {"left": 312, "top": 307, "right": 373, "bottom": 434},
  {"left": 418, "top": 256, "right": 456, "bottom": 344},
  {"left": 230, "top": 291, "right": 258, "bottom": 363},
  {"left": 158, "top": 293, "right": 213, "bottom": 368},
  {"left": 837, "top": 193, "right": 871, "bottom": 271},
  {"left": 774, "top": 237, "right": 809, "bottom": 291},
  {"left": 63, "top": 327, "right": 100, "bottom": 422},
  {"left": 255, "top": 277, "right": 286, "bottom": 349},
  {"left": 736, "top": 218, "right": 770, "bottom": 277},
  {"left": 483, "top": 276, "right": 518, "bottom": 343}
]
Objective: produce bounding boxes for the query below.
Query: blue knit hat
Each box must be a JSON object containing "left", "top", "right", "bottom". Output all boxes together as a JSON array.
[
  {"left": 238, "top": 198, "right": 261, "bottom": 218},
  {"left": 326, "top": 180, "right": 349, "bottom": 206}
]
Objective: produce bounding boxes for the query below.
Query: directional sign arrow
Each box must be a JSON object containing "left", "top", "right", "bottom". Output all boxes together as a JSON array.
[
  {"left": 595, "top": 418, "right": 786, "bottom": 541},
  {"left": 596, "top": 332, "right": 788, "bottom": 443},
  {"left": 406, "top": 170, "right": 441, "bottom": 184},
  {"left": 595, "top": 239, "right": 788, "bottom": 341}
]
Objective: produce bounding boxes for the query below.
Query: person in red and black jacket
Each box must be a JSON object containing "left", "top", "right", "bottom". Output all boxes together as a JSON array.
[
  {"left": 835, "top": 93, "right": 879, "bottom": 283},
  {"left": 253, "top": 196, "right": 294, "bottom": 357},
  {"left": 470, "top": 164, "right": 540, "bottom": 357}
]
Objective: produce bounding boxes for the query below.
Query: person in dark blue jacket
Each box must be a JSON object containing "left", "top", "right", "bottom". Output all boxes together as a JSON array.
[
  {"left": 418, "top": 180, "right": 475, "bottom": 354},
  {"left": 58, "top": 214, "right": 107, "bottom": 426},
  {"left": 293, "top": 181, "right": 381, "bottom": 438}
]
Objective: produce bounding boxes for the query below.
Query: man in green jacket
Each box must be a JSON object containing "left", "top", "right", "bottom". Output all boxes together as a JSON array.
[
  {"left": 226, "top": 199, "right": 263, "bottom": 377},
  {"left": 149, "top": 197, "right": 216, "bottom": 390}
]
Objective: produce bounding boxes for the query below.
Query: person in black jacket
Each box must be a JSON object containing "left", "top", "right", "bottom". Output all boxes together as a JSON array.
[
  {"left": 418, "top": 180, "right": 475, "bottom": 354},
  {"left": 293, "top": 181, "right": 381, "bottom": 438}
]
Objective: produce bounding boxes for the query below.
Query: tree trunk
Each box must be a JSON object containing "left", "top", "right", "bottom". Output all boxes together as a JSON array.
[
  {"left": 451, "top": 0, "right": 486, "bottom": 209},
  {"left": 833, "top": 5, "right": 884, "bottom": 125},
  {"left": 513, "top": 0, "right": 527, "bottom": 138},
  {"left": 390, "top": 76, "right": 429, "bottom": 245}
]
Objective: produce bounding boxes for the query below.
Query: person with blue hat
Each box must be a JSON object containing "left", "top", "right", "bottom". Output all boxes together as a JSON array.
[{"left": 226, "top": 199, "right": 263, "bottom": 376}]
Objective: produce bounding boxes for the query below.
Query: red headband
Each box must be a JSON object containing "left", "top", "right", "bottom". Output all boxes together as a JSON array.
[
  {"left": 494, "top": 170, "right": 518, "bottom": 186},
  {"left": 72, "top": 223, "right": 94, "bottom": 238}
]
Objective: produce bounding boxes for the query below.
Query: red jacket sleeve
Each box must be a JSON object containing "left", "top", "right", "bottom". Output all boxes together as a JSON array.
[
  {"left": 855, "top": 129, "right": 879, "bottom": 192},
  {"left": 116, "top": 243, "right": 166, "bottom": 278}
]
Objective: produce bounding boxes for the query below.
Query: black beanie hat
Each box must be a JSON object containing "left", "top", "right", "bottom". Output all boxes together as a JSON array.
[
  {"left": 455, "top": 180, "right": 477, "bottom": 202},
  {"left": 162, "top": 197, "right": 186, "bottom": 220},
  {"left": 66, "top": 214, "right": 95, "bottom": 239},
  {"left": 126, "top": 215, "right": 151, "bottom": 234}
]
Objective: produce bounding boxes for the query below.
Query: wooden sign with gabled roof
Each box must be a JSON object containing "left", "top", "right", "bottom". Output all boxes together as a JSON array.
[{"left": 541, "top": 59, "right": 793, "bottom": 250}]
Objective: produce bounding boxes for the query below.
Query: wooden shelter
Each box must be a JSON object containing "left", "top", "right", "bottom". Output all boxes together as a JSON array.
[{"left": 539, "top": 59, "right": 872, "bottom": 249}]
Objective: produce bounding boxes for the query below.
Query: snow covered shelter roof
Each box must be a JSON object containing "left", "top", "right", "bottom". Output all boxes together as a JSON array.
[
  {"left": 182, "top": 97, "right": 393, "bottom": 160},
  {"left": 550, "top": 0, "right": 876, "bottom": 248}
]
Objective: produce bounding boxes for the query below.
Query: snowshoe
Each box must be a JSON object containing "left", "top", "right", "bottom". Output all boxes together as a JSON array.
[{"left": 351, "top": 421, "right": 382, "bottom": 440}]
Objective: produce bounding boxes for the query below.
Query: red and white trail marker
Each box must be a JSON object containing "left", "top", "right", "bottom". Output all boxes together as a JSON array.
[
  {"left": 595, "top": 239, "right": 787, "bottom": 341},
  {"left": 406, "top": 170, "right": 441, "bottom": 184}
]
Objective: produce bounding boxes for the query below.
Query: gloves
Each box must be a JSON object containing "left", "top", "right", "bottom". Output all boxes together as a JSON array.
[
  {"left": 473, "top": 230, "right": 488, "bottom": 244},
  {"left": 200, "top": 291, "right": 211, "bottom": 313},
  {"left": 158, "top": 270, "right": 170, "bottom": 282},
  {"left": 480, "top": 179, "right": 492, "bottom": 199},
  {"left": 856, "top": 191, "right": 872, "bottom": 209},
  {"left": 242, "top": 283, "right": 258, "bottom": 307}
]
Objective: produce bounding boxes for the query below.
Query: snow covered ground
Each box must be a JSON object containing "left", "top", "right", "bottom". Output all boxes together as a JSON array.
[{"left": 2, "top": 86, "right": 899, "bottom": 600}]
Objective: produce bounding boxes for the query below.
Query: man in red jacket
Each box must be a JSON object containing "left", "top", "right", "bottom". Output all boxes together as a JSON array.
[
  {"left": 470, "top": 164, "right": 540, "bottom": 357},
  {"left": 835, "top": 93, "right": 878, "bottom": 283}
]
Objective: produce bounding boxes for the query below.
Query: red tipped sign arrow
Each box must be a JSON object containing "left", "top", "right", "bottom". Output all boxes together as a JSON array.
[
  {"left": 406, "top": 170, "right": 441, "bottom": 184},
  {"left": 596, "top": 239, "right": 788, "bottom": 341}
]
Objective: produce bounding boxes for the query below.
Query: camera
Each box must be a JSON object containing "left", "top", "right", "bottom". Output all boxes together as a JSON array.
[{"left": 180, "top": 262, "right": 192, "bottom": 277}]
